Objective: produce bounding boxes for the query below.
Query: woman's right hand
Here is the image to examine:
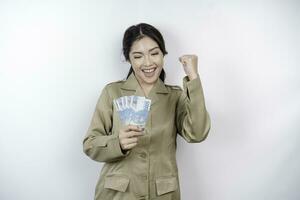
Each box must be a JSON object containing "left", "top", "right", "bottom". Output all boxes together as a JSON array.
[{"left": 119, "top": 125, "right": 144, "bottom": 152}]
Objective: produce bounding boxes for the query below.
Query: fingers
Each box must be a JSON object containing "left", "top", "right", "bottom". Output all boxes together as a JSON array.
[
  {"left": 120, "top": 130, "right": 143, "bottom": 138},
  {"left": 120, "top": 137, "right": 138, "bottom": 147},
  {"left": 179, "top": 54, "right": 197, "bottom": 59},
  {"left": 123, "top": 124, "right": 143, "bottom": 132},
  {"left": 178, "top": 54, "right": 199, "bottom": 80},
  {"left": 127, "top": 131, "right": 143, "bottom": 137},
  {"left": 119, "top": 134, "right": 139, "bottom": 150},
  {"left": 119, "top": 125, "right": 144, "bottom": 151},
  {"left": 122, "top": 142, "right": 137, "bottom": 150},
  {"left": 179, "top": 55, "right": 197, "bottom": 63},
  {"left": 123, "top": 137, "right": 138, "bottom": 144},
  {"left": 121, "top": 125, "right": 144, "bottom": 137},
  {"left": 179, "top": 55, "right": 198, "bottom": 74},
  {"left": 179, "top": 58, "right": 186, "bottom": 66}
]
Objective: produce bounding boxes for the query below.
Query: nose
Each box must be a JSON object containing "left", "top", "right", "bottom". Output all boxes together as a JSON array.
[{"left": 144, "top": 55, "right": 152, "bottom": 66}]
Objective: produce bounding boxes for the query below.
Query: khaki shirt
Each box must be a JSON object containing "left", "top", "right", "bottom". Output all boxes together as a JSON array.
[{"left": 83, "top": 73, "right": 211, "bottom": 200}]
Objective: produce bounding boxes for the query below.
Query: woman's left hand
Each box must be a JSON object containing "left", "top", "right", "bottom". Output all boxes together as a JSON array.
[{"left": 179, "top": 54, "right": 199, "bottom": 81}]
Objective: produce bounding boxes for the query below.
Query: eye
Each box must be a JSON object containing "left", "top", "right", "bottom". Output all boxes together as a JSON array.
[
  {"left": 134, "top": 56, "right": 142, "bottom": 59},
  {"left": 151, "top": 52, "right": 159, "bottom": 56}
]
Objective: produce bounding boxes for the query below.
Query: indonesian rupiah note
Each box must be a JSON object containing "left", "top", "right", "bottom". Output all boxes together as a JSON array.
[{"left": 113, "top": 95, "right": 151, "bottom": 128}]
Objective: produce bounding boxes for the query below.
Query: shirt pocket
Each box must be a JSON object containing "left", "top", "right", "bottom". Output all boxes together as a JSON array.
[
  {"left": 104, "top": 173, "right": 130, "bottom": 192},
  {"left": 155, "top": 175, "right": 178, "bottom": 196}
]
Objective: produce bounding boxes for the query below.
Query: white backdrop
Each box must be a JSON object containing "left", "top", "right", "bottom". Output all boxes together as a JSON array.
[{"left": 0, "top": 0, "right": 299, "bottom": 199}]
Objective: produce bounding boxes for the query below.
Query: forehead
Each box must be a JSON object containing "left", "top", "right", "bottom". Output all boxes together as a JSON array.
[{"left": 130, "top": 36, "right": 159, "bottom": 52}]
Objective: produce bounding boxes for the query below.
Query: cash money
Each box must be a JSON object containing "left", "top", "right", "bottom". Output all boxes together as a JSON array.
[{"left": 113, "top": 96, "right": 151, "bottom": 128}]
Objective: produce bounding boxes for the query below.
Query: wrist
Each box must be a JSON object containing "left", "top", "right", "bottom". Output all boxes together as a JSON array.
[{"left": 188, "top": 73, "right": 198, "bottom": 81}]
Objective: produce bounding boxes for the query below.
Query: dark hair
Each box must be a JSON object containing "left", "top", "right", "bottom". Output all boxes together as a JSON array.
[{"left": 122, "top": 23, "right": 168, "bottom": 82}]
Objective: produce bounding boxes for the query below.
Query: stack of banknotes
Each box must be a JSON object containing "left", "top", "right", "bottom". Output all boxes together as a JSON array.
[{"left": 113, "top": 96, "right": 151, "bottom": 128}]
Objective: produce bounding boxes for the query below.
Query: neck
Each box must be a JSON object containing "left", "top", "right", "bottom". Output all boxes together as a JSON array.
[
  {"left": 141, "top": 84, "right": 154, "bottom": 97},
  {"left": 136, "top": 77, "right": 156, "bottom": 97}
]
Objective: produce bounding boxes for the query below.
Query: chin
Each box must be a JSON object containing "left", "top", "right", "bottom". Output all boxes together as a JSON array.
[
  {"left": 144, "top": 73, "right": 161, "bottom": 84},
  {"left": 144, "top": 78, "right": 159, "bottom": 84}
]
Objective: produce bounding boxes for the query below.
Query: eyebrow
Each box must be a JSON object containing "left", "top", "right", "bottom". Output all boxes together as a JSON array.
[{"left": 132, "top": 46, "right": 160, "bottom": 54}]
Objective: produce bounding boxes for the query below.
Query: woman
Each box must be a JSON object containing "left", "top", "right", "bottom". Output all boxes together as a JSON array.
[{"left": 83, "top": 23, "right": 211, "bottom": 200}]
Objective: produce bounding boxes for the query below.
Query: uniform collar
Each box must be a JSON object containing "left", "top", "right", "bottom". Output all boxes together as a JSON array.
[{"left": 120, "top": 73, "right": 169, "bottom": 106}]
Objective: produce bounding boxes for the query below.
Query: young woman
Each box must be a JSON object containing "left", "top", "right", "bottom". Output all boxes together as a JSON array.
[{"left": 83, "top": 23, "right": 211, "bottom": 200}]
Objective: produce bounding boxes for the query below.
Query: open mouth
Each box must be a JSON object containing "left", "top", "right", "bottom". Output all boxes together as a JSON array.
[
  {"left": 141, "top": 67, "right": 157, "bottom": 77},
  {"left": 142, "top": 68, "right": 156, "bottom": 73}
]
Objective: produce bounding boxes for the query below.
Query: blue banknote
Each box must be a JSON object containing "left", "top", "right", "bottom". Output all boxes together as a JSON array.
[{"left": 113, "top": 96, "right": 151, "bottom": 128}]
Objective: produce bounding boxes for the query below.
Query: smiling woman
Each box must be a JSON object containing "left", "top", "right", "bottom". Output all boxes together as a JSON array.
[
  {"left": 83, "top": 22, "right": 211, "bottom": 200},
  {"left": 128, "top": 37, "right": 164, "bottom": 96}
]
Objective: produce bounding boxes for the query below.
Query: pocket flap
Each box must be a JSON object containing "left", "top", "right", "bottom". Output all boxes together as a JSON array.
[
  {"left": 155, "top": 176, "right": 178, "bottom": 196},
  {"left": 104, "top": 174, "right": 130, "bottom": 192}
]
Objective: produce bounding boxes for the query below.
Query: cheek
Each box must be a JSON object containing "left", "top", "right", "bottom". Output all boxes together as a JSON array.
[
  {"left": 156, "top": 57, "right": 164, "bottom": 67},
  {"left": 131, "top": 64, "right": 140, "bottom": 73},
  {"left": 130, "top": 60, "right": 141, "bottom": 70}
]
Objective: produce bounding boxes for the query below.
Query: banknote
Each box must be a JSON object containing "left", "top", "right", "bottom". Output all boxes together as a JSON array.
[{"left": 113, "top": 96, "right": 151, "bottom": 128}]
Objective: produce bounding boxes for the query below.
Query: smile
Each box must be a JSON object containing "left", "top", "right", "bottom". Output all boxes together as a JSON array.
[{"left": 142, "top": 68, "right": 156, "bottom": 73}]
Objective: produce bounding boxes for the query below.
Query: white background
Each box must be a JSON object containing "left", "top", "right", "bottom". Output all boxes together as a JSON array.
[{"left": 0, "top": 0, "right": 299, "bottom": 199}]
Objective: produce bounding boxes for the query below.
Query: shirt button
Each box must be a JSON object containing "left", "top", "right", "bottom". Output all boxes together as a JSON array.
[
  {"left": 139, "top": 152, "right": 147, "bottom": 158},
  {"left": 141, "top": 174, "right": 147, "bottom": 180},
  {"left": 138, "top": 195, "right": 147, "bottom": 200}
]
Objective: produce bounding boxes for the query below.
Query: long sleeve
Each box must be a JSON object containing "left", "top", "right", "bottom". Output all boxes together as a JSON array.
[
  {"left": 83, "top": 85, "right": 129, "bottom": 163},
  {"left": 175, "top": 74, "right": 211, "bottom": 143}
]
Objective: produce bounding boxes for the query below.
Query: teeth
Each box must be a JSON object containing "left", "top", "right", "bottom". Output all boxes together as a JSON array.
[{"left": 143, "top": 68, "right": 155, "bottom": 73}]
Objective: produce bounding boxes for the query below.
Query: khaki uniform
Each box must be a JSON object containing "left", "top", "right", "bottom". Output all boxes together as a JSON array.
[{"left": 83, "top": 73, "right": 211, "bottom": 200}]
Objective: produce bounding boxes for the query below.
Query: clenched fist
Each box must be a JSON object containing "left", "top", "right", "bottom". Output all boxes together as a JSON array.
[{"left": 179, "top": 54, "right": 199, "bottom": 81}]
